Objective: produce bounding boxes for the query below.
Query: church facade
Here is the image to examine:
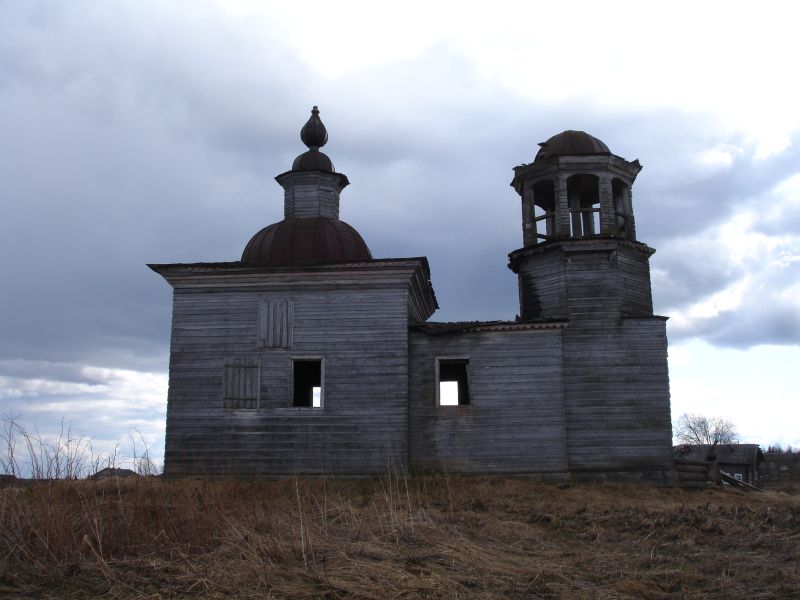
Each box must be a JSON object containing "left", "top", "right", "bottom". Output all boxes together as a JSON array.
[{"left": 150, "top": 107, "right": 673, "bottom": 480}]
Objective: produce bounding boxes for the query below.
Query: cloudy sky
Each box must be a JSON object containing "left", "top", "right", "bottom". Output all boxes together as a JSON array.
[{"left": 1, "top": 0, "right": 799, "bottom": 471}]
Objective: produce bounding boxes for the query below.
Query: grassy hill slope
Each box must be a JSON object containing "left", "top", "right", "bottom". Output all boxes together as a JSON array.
[{"left": 1, "top": 475, "right": 798, "bottom": 599}]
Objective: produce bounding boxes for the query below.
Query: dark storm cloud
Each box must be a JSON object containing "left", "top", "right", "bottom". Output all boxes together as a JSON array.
[
  {"left": 0, "top": 359, "right": 100, "bottom": 385},
  {"left": 669, "top": 279, "right": 800, "bottom": 349},
  {"left": 1, "top": 1, "right": 798, "bottom": 379},
  {"left": 710, "top": 305, "right": 800, "bottom": 348},
  {"left": 0, "top": 1, "right": 312, "bottom": 368},
  {"left": 641, "top": 137, "right": 800, "bottom": 348},
  {"left": 650, "top": 251, "right": 735, "bottom": 312},
  {"left": 323, "top": 59, "right": 800, "bottom": 335},
  {"left": 643, "top": 139, "right": 800, "bottom": 243}
]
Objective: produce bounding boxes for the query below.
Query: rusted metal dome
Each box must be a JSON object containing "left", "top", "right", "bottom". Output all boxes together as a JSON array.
[
  {"left": 241, "top": 217, "right": 372, "bottom": 266},
  {"left": 534, "top": 130, "right": 610, "bottom": 162}
]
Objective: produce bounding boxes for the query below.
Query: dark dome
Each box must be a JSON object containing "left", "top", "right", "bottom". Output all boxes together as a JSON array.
[
  {"left": 534, "top": 130, "right": 610, "bottom": 162},
  {"left": 300, "top": 105, "right": 328, "bottom": 149},
  {"left": 242, "top": 217, "right": 372, "bottom": 266},
  {"left": 292, "top": 149, "right": 334, "bottom": 172}
]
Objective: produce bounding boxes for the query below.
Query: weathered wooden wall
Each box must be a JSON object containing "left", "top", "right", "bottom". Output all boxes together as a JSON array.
[
  {"left": 408, "top": 328, "right": 569, "bottom": 475},
  {"left": 278, "top": 171, "right": 342, "bottom": 219},
  {"left": 516, "top": 248, "right": 568, "bottom": 320},
  {"left": 512, "top": 239, "right": 673, "bottom": 480},
  {"left": 512, "top": 239, "right": 655, "bottom": 321},
  {"left": 156, "top": 261, "right": 434, "bottom": 476},
  {"left": 155, "top": 236, "right": 671, "bottom": 480},
  {"left": 615, "top": 244, "right": 654, "bottom": 316},
  {"left": 561, "top": 315, "right": 673, "bottom": 479}
]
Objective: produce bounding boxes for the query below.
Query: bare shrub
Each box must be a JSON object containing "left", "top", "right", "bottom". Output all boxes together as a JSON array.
[
  {"left": 0, "top": 414, "right": 161, "bottom": 479},
  {"left": 674, "top": 412, "right": 739, "bottom": 445},
  {"left": 128, "top": 428, "right": 158, "bottom": 476},
  {"left": 0, "top": 414, "right": 94, "bottom": 479}
]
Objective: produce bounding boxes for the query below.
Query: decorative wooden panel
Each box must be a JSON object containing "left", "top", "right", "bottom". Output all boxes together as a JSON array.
[
  {"left": 258, "top": 299, "right": 294, "bottom": 349},
  {"left": 222, "top": 355, "right": 260, "bottom": 409}
]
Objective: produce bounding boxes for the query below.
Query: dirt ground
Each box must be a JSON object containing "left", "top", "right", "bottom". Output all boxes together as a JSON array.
[{"left": 1, "top": 475, "right": 798, "bottom": 599}]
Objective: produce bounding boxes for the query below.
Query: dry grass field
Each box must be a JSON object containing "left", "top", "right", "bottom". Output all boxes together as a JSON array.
[{"left": 1, "top": 474, "right": 798, "bottom": 599}]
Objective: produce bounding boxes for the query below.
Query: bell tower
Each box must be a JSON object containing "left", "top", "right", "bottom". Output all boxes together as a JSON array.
[
  {"left": 508, "top": 130, "right": 673, "bottom": 480},
  {"left": 508, "top": 130, "right": 651, "bottom": 322}
]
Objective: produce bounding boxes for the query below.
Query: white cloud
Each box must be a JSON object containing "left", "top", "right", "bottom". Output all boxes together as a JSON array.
[
  {"left": 0, "top": 377, "right": 100, "bottom": 399},
  {"left": 695, "top": 148, "right": 736, "bottom": 170},
  {"left": 669, "top": 339, "right": 800, "bottom": 447},
  {"left": 221, "top": 1, "right": 800, "bottom": 151},
  {"left": 659, "top": 168, "right": 800, "bottom": 345},
  {"left": 0, "top": 362, "right": 167, "bottom": 473}
]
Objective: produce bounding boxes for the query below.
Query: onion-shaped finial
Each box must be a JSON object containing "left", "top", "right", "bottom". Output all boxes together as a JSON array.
[{"left": 300, "top": 106, "right": 328, "bottom": 150}]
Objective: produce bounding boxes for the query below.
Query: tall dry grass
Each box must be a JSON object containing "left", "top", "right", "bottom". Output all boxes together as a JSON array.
[
  {"left": 1, "top": 413, "right": 158, "bottom": 479},
  {"left": 1, "top": 473, "right": 799, "bottom": 599}
]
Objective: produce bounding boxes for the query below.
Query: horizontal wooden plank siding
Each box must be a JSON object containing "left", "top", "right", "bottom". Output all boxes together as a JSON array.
[
  {"left": 155, "top": 231, "right": 671, "bottom": 481},
  {"left": 408, "top": 329, "right": 569, "bottom": 475},
  {"left": 517, "top": 249, "right": 568, "bottom": 320},
  {"left": 162, "top": 267, "right": 420, "bottom": 477},
  {"left": 561, "top": 315, "right": 672, "bottom": 475},
  {"left": 615, "top": 245, "right": 654, "bottom": 315},
  {"left": 510, "top": 238, "right": 673, "bottom": 480},
  {"left": 512, "top": 239, "right": 656, "bottom": 321}
]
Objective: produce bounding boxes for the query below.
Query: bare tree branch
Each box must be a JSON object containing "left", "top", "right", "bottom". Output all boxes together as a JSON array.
[{"left": 674, "top": 413, "right": 739, "bottom": 445}]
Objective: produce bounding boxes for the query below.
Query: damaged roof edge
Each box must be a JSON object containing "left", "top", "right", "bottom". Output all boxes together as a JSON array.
[{"left": 413, "top": 319, "right": 568, "bottom": 335}]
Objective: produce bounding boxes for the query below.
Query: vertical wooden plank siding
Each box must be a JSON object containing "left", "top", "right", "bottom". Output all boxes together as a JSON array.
[
  {"left": 258, "top": 299, "right": 293, "bottom": 348},
  {"left": 222, "top": 355, "right": 260, "bottom": 409}
]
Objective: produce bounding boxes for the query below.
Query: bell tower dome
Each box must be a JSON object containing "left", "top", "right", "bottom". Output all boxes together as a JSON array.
[
  {"left": 512, "top": 130, "right": 641, "bottom": 247},
  {"left": 508, "top": 130, "right": 654, "bottom": 321}
]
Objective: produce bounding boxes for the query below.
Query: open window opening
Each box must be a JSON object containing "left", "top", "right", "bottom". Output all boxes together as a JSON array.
[
  {"left": 437, "top": 358, "right": 469, "bottom": 406},
  {"left": 293, "top": 359, "right": 322, "bottom": 408},
  {"left": 532, "top": 179, "right": 556, "bottom": 243},
  {"left": 566, "top": 174, "right": 600, "bottom": 237}
]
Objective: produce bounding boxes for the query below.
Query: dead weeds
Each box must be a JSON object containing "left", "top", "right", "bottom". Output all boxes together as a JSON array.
[{"left": 0, "top": 476, "right": 798, "bottom": 599}]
